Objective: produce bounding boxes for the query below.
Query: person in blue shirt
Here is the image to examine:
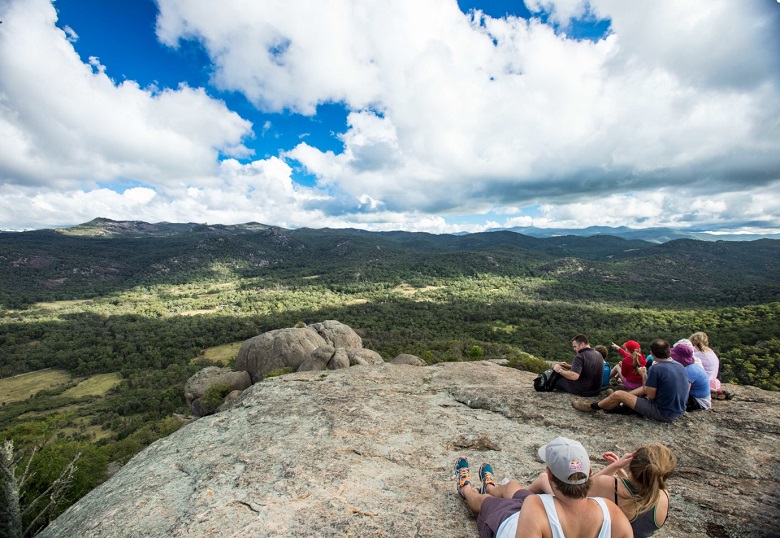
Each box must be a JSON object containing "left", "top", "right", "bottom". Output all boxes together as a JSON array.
[
  {"left": 572, "top": 339, "right": 689, "bottom": 422},
  {"left": 670, "top": 342, "right": 711, "bottom": 411}
]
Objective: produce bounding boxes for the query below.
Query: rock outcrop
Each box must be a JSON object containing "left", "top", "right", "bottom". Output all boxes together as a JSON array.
[
  {"left": 236, "top": 327, "right": 327, "bottom": 382},
  {"left": 308, "top": 320, "right": 363, "bottom": 349},
  {"left": 41, "top": 362, "right": 779, "bottom": 537},
  {"left": 235, "top": 321, "right": 383, "bottom": 382},
  {"left": 183, "top": 367, "right": 251, "bottom": 416},
  {"left": 390, "top": 353, "right": 426, "bottom": 366}
]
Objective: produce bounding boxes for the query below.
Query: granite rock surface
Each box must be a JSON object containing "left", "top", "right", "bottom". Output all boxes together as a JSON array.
[{"left": 40, "top": 362, "right": 779, "bottom": 538}]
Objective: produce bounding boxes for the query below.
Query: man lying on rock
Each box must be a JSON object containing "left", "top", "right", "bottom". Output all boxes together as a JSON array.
[
  {"left": 571, "top": 339, "right": 689, "bottom": 422},
  {"left": 455, "top": 437, "right": 632, "bottom": 538}
]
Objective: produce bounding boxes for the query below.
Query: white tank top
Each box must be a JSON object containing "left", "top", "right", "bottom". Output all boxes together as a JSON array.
[{"left": 539, "top": 494, "right": 611, "bottom": 538}]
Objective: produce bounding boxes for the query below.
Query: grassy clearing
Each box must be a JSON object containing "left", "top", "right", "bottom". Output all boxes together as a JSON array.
[
  {"left": 194, "top": 342, "right": 243, "bottom": 366},
  {"left": 61, "top": 373, "right": 122, "bottom": 399},
  {"left": 0, "top": 368, "right": 72, "bottom": 405},
  {"left": 179, "top": 307, "right": 221, "bottom": 316},
  {"left": 16, "top": 404, "right": 83, "bottom": 420},
  {"left": 392, "top": 283, "right": 444, "bottom": 296},
  {"left": 33, "top": 299, "right": 90, "bottom": 310},
  {"left": 61, "top": 418, "right": 114, "bottom": 442}
]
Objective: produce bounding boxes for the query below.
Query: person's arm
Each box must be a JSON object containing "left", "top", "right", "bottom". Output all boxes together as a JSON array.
[
  {"left": 515, "top": 495, "right": 546, "bottom": 538},
  {"left": 593, "top": 452, "right": 633, "bottom": 478},
  {"left": 607, "top": 501, "right": 634, "bottom": 538},
  {"left": 643, "top": 364, "right": 658, "bottom": 399},
  {"left": 553, "top": 362, "right": 580, "bottom": 380},
  {"left": 637, "top": 365, "right": 648, "bottom": 383}
]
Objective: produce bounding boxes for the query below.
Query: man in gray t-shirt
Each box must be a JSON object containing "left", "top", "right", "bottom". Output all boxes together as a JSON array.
[{"left": 551, "top": 334, "right": 604, "bottom": 396}]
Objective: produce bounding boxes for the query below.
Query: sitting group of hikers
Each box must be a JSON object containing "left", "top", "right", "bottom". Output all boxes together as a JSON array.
[
  {"left": 454, "top": 332, "right": 723, "bottom": 536},
  {"left": 455, "top": 437, "right": 674, "bottom": 538},
  {"left": 551, "top": 332, "right": 727, "bottom": 422}
]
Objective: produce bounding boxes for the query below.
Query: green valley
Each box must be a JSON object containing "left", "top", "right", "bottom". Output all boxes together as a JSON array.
[{"left": 0, "top": 219, "right": 778, "bottom": 534}]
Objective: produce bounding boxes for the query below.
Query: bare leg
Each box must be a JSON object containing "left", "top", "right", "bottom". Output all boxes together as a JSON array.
[
  {"left": 527, "top": 472, "right": 553, "bottom": 494},
  {"left": 460, "top": 485, "right": 490, "bottom": 514},
  {"left": 459, "top": 479, "right": 528, "bottom": 515},
  {"left": 485, "top": 480, "right": 525, "bottom": 499},
  {"left": 596, "top": 390, "right": 639, "bottom": 410}
]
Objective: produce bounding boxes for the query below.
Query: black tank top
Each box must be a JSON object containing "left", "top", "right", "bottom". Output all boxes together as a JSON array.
[{"left": 614, "top": 477, "right": 669, "bottom": 538}]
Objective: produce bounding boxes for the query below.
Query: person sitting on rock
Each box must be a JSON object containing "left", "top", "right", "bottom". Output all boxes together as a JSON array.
[
  {"left": 670, "top": 342, "right": 711, "bottom": 411},
  {"left": 550, "top": 334, "right": 605, "bottom": 396},
  {"left": 529, "top": 444, "right": 675, "bottom": 537},
  {"left": 609, "top": 340, "right": 646, "bottom": 390},
  {"left": 454, "top": 436, "right": 632, "bottom": 538},
  {"left": 689, "top": 331, "right": 732, "bottom": 399},
  {"left": 571, "top": 339, "right": 689, "bottom": 422}
]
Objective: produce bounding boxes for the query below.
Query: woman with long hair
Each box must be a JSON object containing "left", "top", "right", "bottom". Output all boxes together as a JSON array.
[
  {"left": 590, "top": 444, "right": 675, "bottom": 537},
  {"left": 689, "top": 331, "right": 722, "bottom": 391},
  {"left": 529, "top": 443, "right": 675, "bottom": 537},
  {"left": 609, "top": 340, "right": 646, "bottom": 390}
]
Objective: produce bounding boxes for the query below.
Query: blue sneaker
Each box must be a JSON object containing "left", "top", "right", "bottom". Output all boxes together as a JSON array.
[
  {"left": 479, "top": 463, "right": 495, "bottom": 494},
  {"left": 455, "top": 457, "right": 470, "bottom": 497}
]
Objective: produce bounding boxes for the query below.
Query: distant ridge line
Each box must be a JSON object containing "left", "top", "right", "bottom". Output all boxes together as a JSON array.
[{"left": 3, "top": 218, "right": 778, "bottom": 243}]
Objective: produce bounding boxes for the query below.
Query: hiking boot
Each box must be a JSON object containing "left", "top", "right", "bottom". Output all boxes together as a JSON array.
[
  {"left": 572, "top": 400, "right": 597, "bottom": 412},
  {"left": 455, "top": 457, "right": 471, "bottom": 497},
  {"left": 479, "top": 463, "right": 495, "bottom": 494}
]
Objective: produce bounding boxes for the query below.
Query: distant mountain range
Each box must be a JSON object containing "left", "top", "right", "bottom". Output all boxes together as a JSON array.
[
  {"left": 1, "top": 218, "right": 777, "bottom": 243},
  {"left": 1, "top": 216, "right": 779, "bottom": 310},
  {"left": 485, "top": 225, "right": 780, "bottom": 243}
]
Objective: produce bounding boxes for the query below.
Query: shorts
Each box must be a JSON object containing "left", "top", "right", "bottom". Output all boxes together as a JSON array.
[
  {"left": 632, "top": 397, "right": 681, "bottom": 422},
  {"left": 476, "top": 489, "right": 533, "bottom": 538}
]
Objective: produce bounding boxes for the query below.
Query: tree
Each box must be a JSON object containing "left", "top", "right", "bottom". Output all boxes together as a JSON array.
[{"left": 0, "top": 440, "right": 81, "bottom": 538}]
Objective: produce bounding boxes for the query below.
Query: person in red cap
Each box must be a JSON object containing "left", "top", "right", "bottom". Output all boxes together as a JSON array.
[{"left": 609, "top": 340, "right": 646, "bottom": 390}]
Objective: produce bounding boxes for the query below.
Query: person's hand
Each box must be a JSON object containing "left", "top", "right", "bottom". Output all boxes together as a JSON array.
[
  {"left": 603, "top": 451, "right": 634, "bottom": 477},
  {"left": 559, "top": 362, "right": 570, "bottom": 369},
  {"left": 602, "top": 451, "right": 619, "bottom": 463},
  {"left": 637, "top": 366, "right": 647, "bottom": 377},
  {"left": 603, "top": 451, "right": 634, "bottom": 466},
  {"left": 611, "top": 342, "right": 620, "bottom": 350}
]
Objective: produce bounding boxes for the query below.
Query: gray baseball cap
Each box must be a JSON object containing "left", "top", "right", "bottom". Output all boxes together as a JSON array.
[{"left": 537, "top": 437, "right": 591, "bottom": 484}]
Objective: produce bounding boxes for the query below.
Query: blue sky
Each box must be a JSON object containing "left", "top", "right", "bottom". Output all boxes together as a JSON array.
[{"left": 1, "top": 0, "right": 779, "bottom": 234}]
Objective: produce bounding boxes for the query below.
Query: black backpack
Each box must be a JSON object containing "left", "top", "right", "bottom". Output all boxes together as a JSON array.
[{"left": 533, "top": 368, "right": 560, "bottom": 392}]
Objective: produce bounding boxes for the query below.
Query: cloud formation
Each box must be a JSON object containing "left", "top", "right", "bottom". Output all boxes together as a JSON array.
[
  {"left": 1, "top": 0, "right": 779, "bottom": 234},
  {"left": 156, "top": 0, "right": 780, "bottom": 224},
  {"left": 0, "top": 0, "right": 252, "bottom": 191}
]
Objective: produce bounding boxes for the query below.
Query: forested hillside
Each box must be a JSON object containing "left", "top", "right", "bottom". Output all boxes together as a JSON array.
[{"left": 0, "top": 219, "right": 778, "bottom": 534}]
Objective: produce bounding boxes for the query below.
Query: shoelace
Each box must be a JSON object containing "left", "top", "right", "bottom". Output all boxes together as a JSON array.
[
  {"left": 457, "top": 467, "right": 470, "bottom": 488},
  {"left": 482, "top": 471, "right": 495, "bottom": 488}
]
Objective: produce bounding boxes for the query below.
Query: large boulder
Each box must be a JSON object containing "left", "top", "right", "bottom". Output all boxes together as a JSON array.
[
  {"left": 346, "top": 348, "right": 384, "bottom": 366},
  {"left": 236, "top": 327, "right": 327, "bottom": 382},
  {"left": 39, "top": 363, "right": 778, "bottom": 537},
  {"left": 183, "top": 367, "right": 251, "bottom": 415},
  {"left": 308, "top": 320, "right": 362, "bottom": 348},
  {"left": 327, "top": 348, "right": 350, "bottom": 370},
  {"left": 298, "top": 345, "right": 335, "bottom": 372},
  {"left": 390, "top": 353, "right": 426, "bottom": 366}
]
